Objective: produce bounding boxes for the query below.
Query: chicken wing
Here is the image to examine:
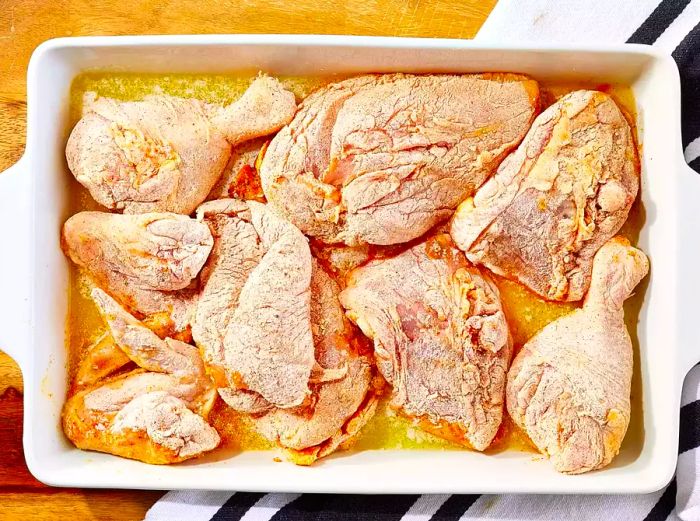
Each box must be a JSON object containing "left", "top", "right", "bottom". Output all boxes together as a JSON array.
[{"left": 63, "top": 289, "right": 219, "bottom": 464}]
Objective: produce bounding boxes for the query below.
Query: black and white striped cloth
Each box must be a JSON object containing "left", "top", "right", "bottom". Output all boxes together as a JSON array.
[{"left": 145, "top": 1, "right": 700, "bottom": 519}]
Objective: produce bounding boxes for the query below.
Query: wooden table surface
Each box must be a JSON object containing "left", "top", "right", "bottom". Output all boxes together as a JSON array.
[{"left": 0, "top": 1, "right": 495, "bottom": 519}]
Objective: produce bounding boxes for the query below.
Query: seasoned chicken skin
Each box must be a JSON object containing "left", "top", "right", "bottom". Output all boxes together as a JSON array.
[
  {"left": 67, "top": 75, "right": 296, "bottom": 215},
  {"left": 63, "top": 211, "right": 213, "bottom": 291},
  {"left": 63, "top": 211, "right": 213, "bottom": 334},
  {"left": 506, "top": 237, "right": 649, "bottom": 473},
  {"left": 63, "top": 289, "right": 219, "bottom": 464},
  {"left": 260, "top": 73, "right": 539, "bottom": 246},
  {"left": 340, "top": 233, "right": 512, "bottom": 450},
  {"left": 451, "top": 90, "right": 639, "bottom": 301}
]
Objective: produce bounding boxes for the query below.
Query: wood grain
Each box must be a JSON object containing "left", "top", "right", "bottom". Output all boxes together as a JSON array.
[
  {"left": 0, "top": 1, "right": 495, "bottom": 519},
  {"left": 0, "top": 491, "right": 166, "bottom": 521}
]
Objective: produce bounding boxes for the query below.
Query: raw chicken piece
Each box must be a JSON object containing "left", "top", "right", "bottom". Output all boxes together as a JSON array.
[
  {"left": 251, "top": 261, "right": 379, "bottom": 465},
  {"left": 225, "top": 203, "right": 316, "bottom": 408},
  {"left": 260, "top": 73, "right": 539, "bottom": 246},
  {"left": 451, "top": 90, "right": 639, "bottom": 302},
  {"left": 340, "top": 233, "right": 512, "bottom": 450},
  {"left": 193, "top": 200, "right": 378, "bottom": 463},
  {"left": 73, "top": 332, "right": 130, "bottom": 390},
  {"left": 206, "top": 137, "right": 267, "bottom": 202},
  {"left": 191, "top": 199, "right": 263, "bottom": 404},
  {"left": 63, "top": 211, "right": 213, "bottom": 291},
  {"left": 63, "top": 289, "right": 219, "bottom": 464},
  {"left": 506, "top": 237, "right": 649, "bottom": 474},
  {"left": 67, "top": 76, "right": 296, "bottom": 215},
  {"left": 63, "top": 211, "right": 213, "bottom": 334},
  {"left": 310, "top": 241, "right": 372, "bottom": 280},
  {"left": 193, "top": 200, "right": 315, "bottom": 410}
]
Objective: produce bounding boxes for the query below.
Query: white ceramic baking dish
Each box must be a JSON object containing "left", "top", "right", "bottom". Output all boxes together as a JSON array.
[{"left": 0, "top": 34, "right": 698, "bottom": 494}]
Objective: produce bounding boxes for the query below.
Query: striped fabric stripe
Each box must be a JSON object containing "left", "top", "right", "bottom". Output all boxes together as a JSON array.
[
  {"left": 689, "top": 155, "right": 700, "bottom": 172},
  {"left": 239, "top": 494, "right": 301, "bottom": 521},
  {"left": 642, "top": 479, "right": 677, "bottom": 521},
  {"left": 428, "top": 494, "right": 480, "bottom": 521},
  {"left": 210, "top": 493, "right": 266, "bottom": 521},
  {"left": 145, "top": 2, "right": 700, "bottom": 520},
  {"left": 268, "top": 494, "right": 421, "bottom": 520},
  {"left": 672, "top": 19, "right": 700, "bottom": 155},
  {"left": 684, "top": 136, "right": 700, "bottom": 164},
  {"left": 679, "top": 400, "right": 700, "bottom": 454},
  {"left": 397, "top": 494, "right": 450, "bottom": 521},
  {"left": 627, "top": 0, "right": 692, "bottom": 44}
]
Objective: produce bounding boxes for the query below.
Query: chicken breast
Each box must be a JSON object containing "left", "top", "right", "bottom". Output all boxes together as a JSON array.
[
  {"left": 63, "top": 289, "right": 219, "bottom": 464},
  {"left": 193, "top": 199, "right": 315, "bottom": 410},
  {"left": 67, "top": 75, "right": 295, "bottom": 214},
  {"left": 451, "top": 90, "right": 639, "bottom": 301},
  {"left": 191, "top": 198, "right": 264, "bottom": 398},
  {"left": 260, "top": 73, "right": 539, "bottom": 246},
  {"left": 193, "top": 200, "right": 378, "bottom": 463},
  {"left": 340, "top": 233, "right": 512, "bottom": 450},
  {"left": 252, "top": 263, "right": 379, "bottom": 465},
  {"left": 506, "top": 237, "right": 649, "bottom": 473},
  {"left": 62, "top": 211, "right": 213, "bottom": 334}
]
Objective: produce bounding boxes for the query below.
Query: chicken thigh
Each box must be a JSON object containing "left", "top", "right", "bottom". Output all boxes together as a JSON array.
[
  {"left": 451, "top": 90, "right": 639, "bottom": 301},
  {"left": 340, "top": 233, "right": 512, "bottom": 450},
  {"left": 63, "top": 211, "right": 213, "bottom": 334},
  {"left": 506, "top": 237, "right": 649, "bottom": 474},
  {"left": 260, "top": 73, "right": 539, "bottom": 246},
  {"left": 67, "top": 75, "right": 296, "bottom": 215},
  {"left": 63, "top": 289, "right": 219, "bottom": 464}
]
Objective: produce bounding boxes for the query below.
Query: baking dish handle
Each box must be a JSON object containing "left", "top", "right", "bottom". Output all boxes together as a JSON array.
[
  {"left": 679, "top": 163, "right": 700, "bottom": 375},
  {"left": 0, "top": 156, "right": 31, "bottom": 372}
]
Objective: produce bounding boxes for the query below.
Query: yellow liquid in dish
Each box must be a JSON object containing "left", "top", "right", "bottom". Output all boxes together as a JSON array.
[{"left": 66, "top": 73, "right": 644, "bottom": 455}]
